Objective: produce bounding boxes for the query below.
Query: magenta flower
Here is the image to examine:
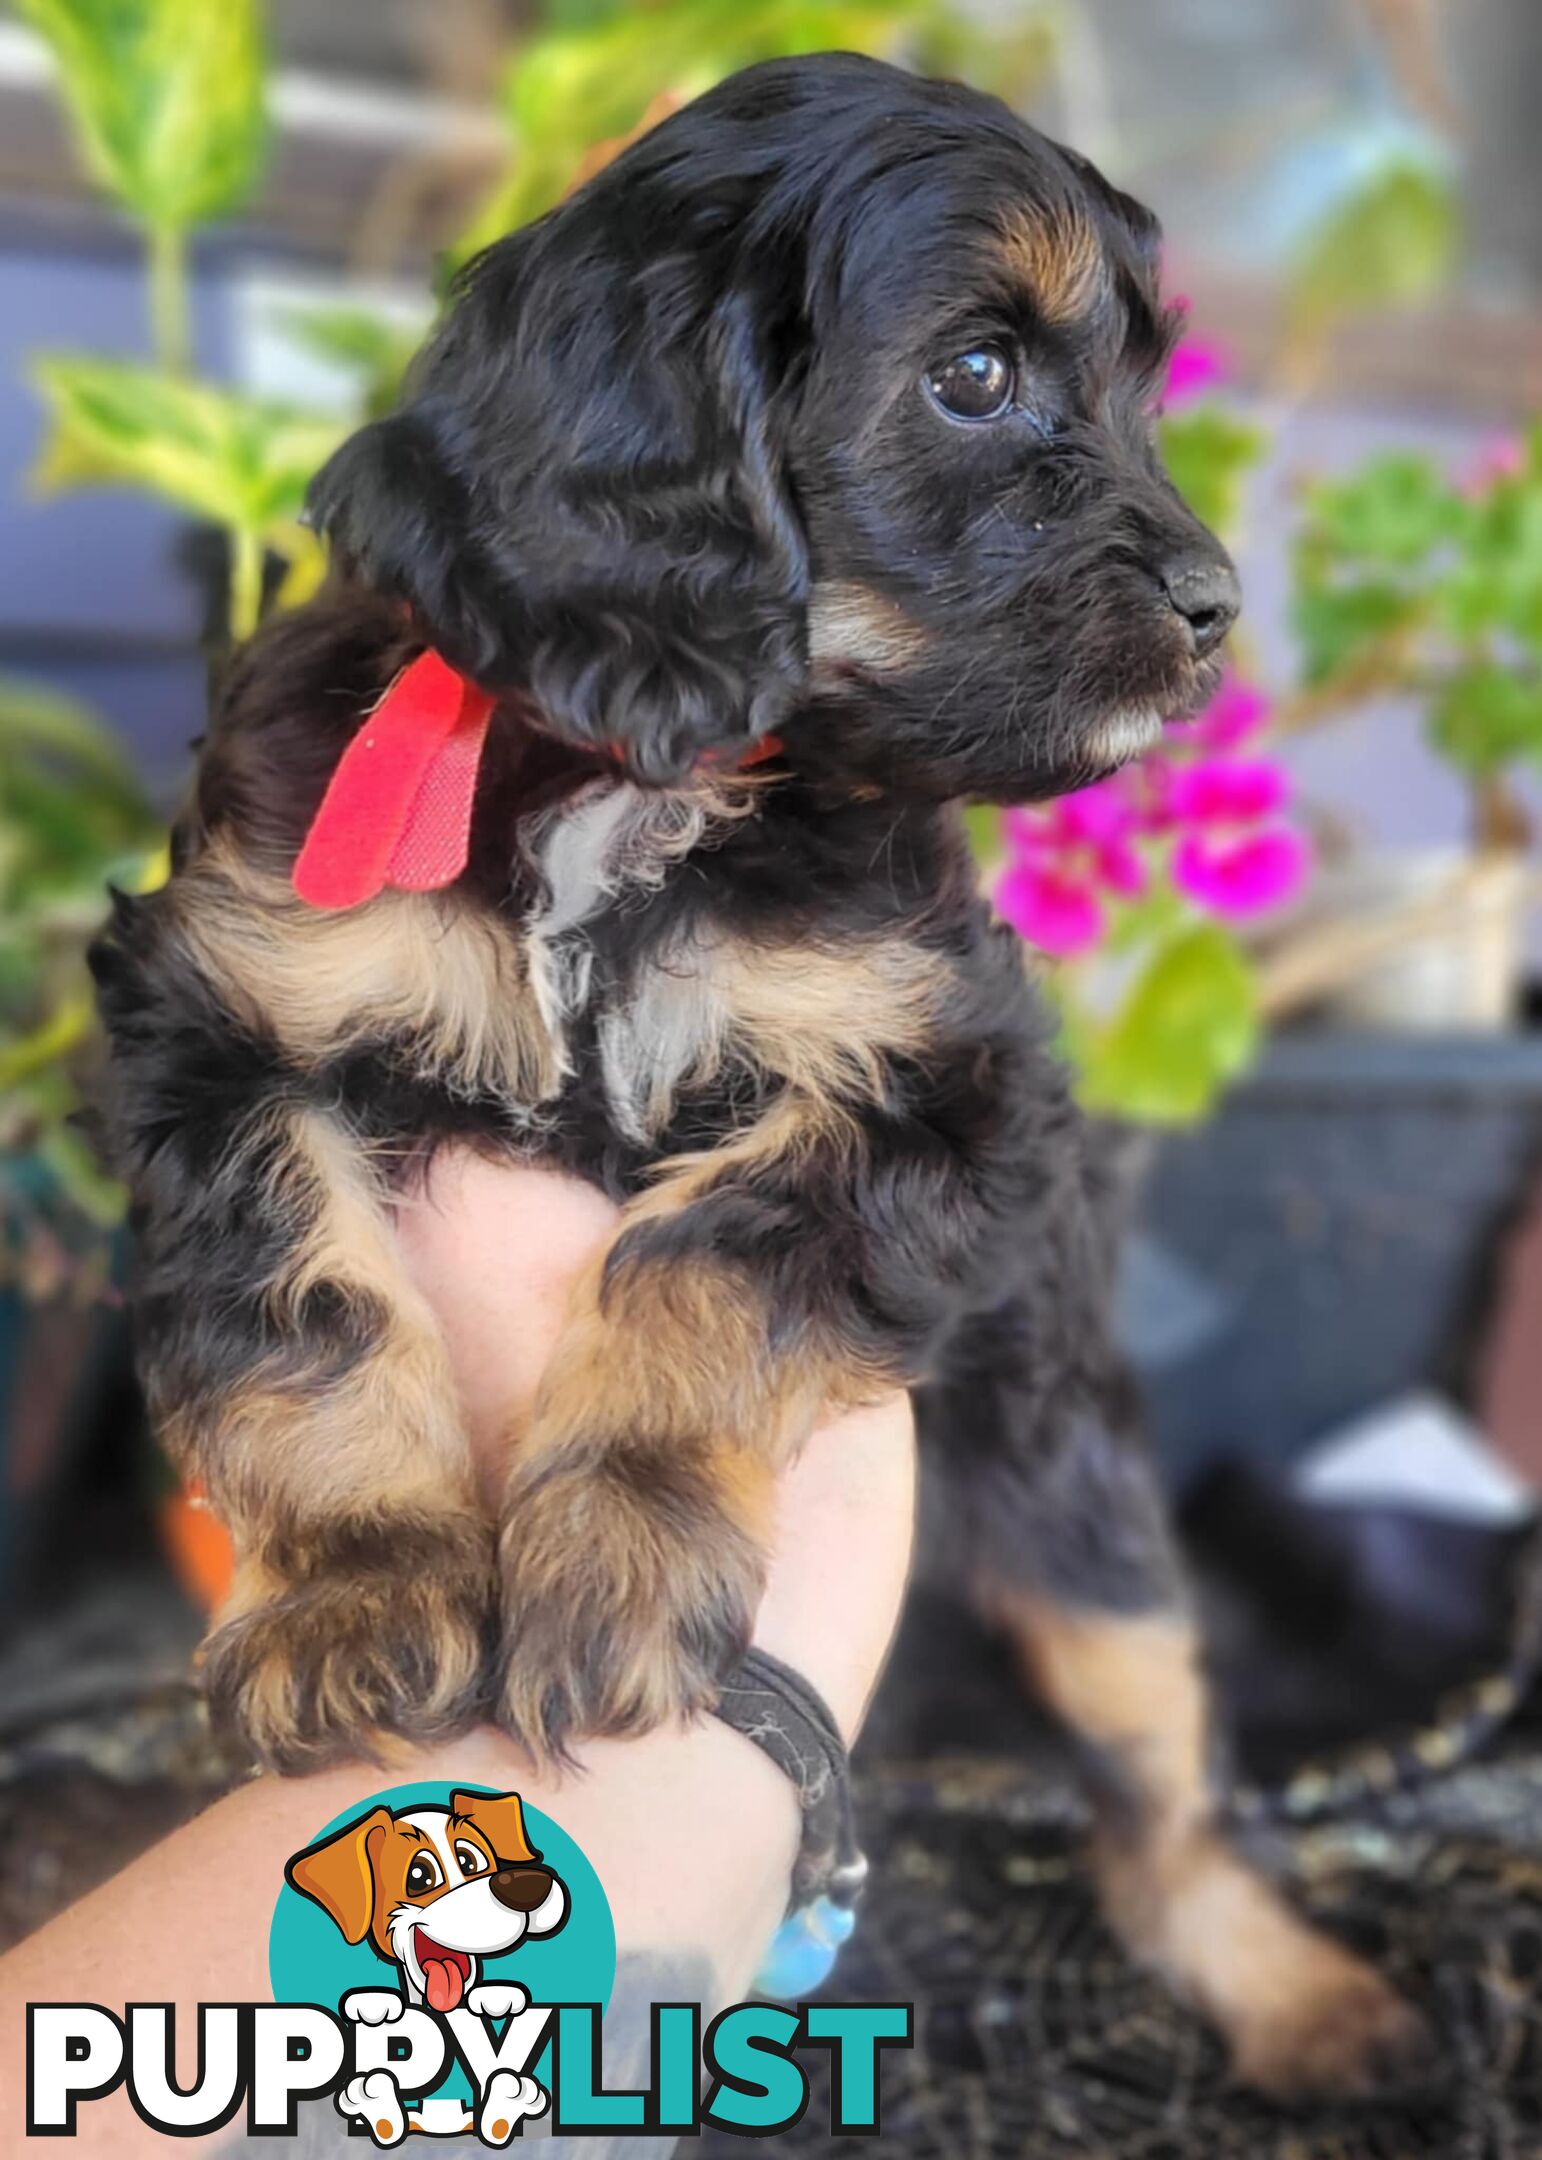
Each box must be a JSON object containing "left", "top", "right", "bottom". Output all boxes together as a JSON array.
[
  {"left": 1168, "top": 757, "right": 1290, "bottom": 824},
  {"left": 995, "top": 673, "right": 1311, "bottom": 952},
  {"left": 1113, "top": 752, "right": 1178, "bottom": 833},
  {"left": 996, "top": 860, "right": 1105, "bottom": 955},
  {"left": 1164, "top": 336, "right": 1228, "bottom": 408},
  {"left": 1167, "top": 754, "right": 1311, "bottom": 919},
  {"left": 996, "top": 788, "right": 1147, "bottom": 955},
  {"left": 1168, "top": 676, "right": 1271, "bottom": 751},
  {"left": 1173, "top": 825, "right": 1312, "bottom": 916}
]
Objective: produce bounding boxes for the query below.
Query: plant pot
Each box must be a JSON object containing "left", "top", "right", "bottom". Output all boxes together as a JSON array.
[
  {"left": 1297, "top": 849, "right": 1529, "bottom": 1031},
  {"left": 1120, "top": 1030, "right": 1542, "bottom": 1492}
]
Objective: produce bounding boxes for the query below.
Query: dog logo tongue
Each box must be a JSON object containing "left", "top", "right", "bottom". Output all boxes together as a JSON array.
[{"left": 416, "top": 1931, "right": 470, "bottom": 2013}]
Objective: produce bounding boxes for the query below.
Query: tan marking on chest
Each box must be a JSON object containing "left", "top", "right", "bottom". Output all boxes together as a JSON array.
[
  {"left": 170, "top": 837, "right": 563, "bottom": 1104},
  {"left": 602, "top": 929, "right": 951, "bottom": 1143}
]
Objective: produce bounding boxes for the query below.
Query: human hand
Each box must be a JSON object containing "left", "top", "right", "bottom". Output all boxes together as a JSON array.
[
  {"left": 395, "top": 1147, "right": 917, "bottom": 1744},
  {"left": 0, "top": 1151, "right": 915, "bottom": 2155}
]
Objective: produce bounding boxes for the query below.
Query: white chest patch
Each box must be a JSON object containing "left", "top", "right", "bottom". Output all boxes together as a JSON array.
[{"left": 521, "top": 774, "right": 755, "bottom": 1134}]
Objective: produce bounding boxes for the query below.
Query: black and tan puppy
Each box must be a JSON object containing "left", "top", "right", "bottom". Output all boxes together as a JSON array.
[{"left": 93, "top": 54, "right": 1425, "bottom": 2098}]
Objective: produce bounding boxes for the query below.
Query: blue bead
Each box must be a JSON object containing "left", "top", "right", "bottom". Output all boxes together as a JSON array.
[{"left": 753, "top": 1898, "right": 858, "bottom": 1998}]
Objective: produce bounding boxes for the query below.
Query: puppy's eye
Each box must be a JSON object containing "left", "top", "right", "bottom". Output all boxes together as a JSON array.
[
  {"left": 924, "top": 344, "right": 1014, "bottom": 421},
  {"left": 455, "top": 1843, "right": 489, "bottom": 1877},
  {"left": 405, "top": 1854, "right": 442, "bottom": 1896}
]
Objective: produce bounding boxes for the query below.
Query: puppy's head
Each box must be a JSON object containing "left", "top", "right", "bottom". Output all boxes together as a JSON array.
[
  {"left": 285, "top": 1788, "right": 568, "bottom": 2012},
  {"left": 310, "top": 52, "right": 1234, "bottom": 801}
]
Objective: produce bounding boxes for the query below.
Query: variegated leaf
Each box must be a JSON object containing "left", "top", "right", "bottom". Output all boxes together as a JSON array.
[
  {"left": 30, "top": 355, "right": 345, "bottom": 534},
  {"left": 17, "top": 0, "right": 266, "bottom": 228}
]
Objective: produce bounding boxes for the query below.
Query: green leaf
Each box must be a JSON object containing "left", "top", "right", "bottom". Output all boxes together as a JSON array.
[
  {"left": 1290, "top": 158, "right": 1457, "bottom": 326},
  {"left": 16, "top": 0, "right": 267, "bottom": 230},
  {"left": 0, "top": 677, "right": 156, "bottom": 919},
  {"left": 1291, "top": 571, "right": 1415, "bottom": 688},
  {"left": 459, "top": 0, "right": 949, "bottom": 258},
  {"left": 962, "top": 803, "right": 1003, "bottom": 867},
  {"left": 0, "top": 674, "right": 144, "bottom": 802},
  {"left": 1158, "top": 405, "right": 1265, "bottom": 540},
  {"left": 1429, "top": 664, "right": 1542, "bottom": 776},
  {"left": 1066, "top": 924, "right": 1258, "bottom": 1126},
  {"left": 30, "top": 355, "right": 345, "bottom": 535},
  {"left": 277, "top": 305, "right": 427, "bottom": 421},
  {"left": 1301, "top": 454, "right": 1460, "bottom": 567},
  {"left": 1439, "top": 474, "right": 1542, "bottom": 651}
]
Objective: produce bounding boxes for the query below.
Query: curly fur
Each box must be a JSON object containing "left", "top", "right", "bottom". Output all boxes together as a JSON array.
[{"left": 89, "top": 54, "right": 1424, "bottom": 2096}]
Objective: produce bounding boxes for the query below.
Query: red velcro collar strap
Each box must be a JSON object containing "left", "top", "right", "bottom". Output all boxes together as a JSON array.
[{"left": 292, "top": 650, "right": 495, "bottom": 911}]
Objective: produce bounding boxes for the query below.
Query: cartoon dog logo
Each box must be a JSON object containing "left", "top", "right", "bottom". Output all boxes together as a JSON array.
[{"left": 286, "top": 1787, "right": 568, "bottom": 2144}]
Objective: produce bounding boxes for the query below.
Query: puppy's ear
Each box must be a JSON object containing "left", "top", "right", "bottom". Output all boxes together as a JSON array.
[
  {"left": 517, "top": 277, "right": 811, "bottom": 784},
  {"left": 450, "top": 1787, "right": 537, "bottom": 1866},
  {"left": 285, "top": 1805, "right": 393, "bottom": 1944},
  {"left": 305, "top": 404, "right": 510, "bottom": 684},
  {"left": 308, "top": 227, "right": 810, "bottom": 784}
]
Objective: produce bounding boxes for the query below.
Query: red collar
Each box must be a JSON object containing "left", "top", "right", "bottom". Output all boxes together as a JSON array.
[{"left": 292, "top": 650, "right": 781, "bottom": 912}]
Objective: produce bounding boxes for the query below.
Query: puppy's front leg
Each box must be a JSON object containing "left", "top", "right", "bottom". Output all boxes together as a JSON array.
[
  {"left": 496, "top": 1097, "right": 876, "bottom": 1757},
  {"left": 126, "top": 1097, "right": 495, "bottom": 1771}
]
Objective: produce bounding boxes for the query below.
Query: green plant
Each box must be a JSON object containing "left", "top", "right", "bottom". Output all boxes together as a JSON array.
[
  {"left": 32, "top": 356, "right": 343, "bottom": 638},
  {"left": 0, "top": 678, "right": 161, "bottom": 1291},
  {"left": 15, "top": 0, "right": 267, "bottom": 373},
  {"left": 458, "top": 0, "right": 1056, "bottom": 260},
  {"left": 20, "top": 0, "right": 334, "bottom": 640},
  {"left": 1292, "top": 426, "right": 1542, "bottom": 846}
]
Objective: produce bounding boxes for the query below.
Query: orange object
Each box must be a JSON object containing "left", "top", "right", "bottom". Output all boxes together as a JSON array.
[{"left": 158, "top": 1481, "right": 235, "bottom": 1613}]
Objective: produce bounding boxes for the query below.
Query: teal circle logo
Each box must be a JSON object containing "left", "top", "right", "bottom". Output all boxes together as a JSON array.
[{"left": 269, "top": 1781, "right": 615, "bottom": 2119}]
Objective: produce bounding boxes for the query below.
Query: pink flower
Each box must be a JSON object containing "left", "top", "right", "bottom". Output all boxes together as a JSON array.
[
  {"left": 1166, "top": 739, "right": 1312, "bottom": 920},
  {"left": 1173, "top": 826, "right": 1312, "bottom": 917},
  {"left": 994, "top": 673, "right": 1312, "bottom": 952},
  {"left": 1163, "top": 336, "right": 1228, "bottom": 408},
  {"left": 1168, "top": 758, "right": 1290, "bottom": 824},
  {"left": 997, "top": 783, "right": 1147, "bottom": 953},
  {"left": 1456, "top": 436, "right": 1524, "bottom": 500},
  {"left": 995, "top": 860, "right": 1106, "bottom": 955},
  {"left": 1168, "top": 677, "right": 1272, "bottom": 751},
  {"left": 1115, "top": 754, "right": 1178, "bottom": 832}
]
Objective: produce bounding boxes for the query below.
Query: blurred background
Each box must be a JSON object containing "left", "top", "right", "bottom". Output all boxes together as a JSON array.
[{"left": 3, "top": 3, "right": 1542, "bottom": 2150}]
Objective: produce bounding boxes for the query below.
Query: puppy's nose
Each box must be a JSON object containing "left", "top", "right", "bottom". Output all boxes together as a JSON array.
[
  {"left": 1158, "top": 556, "right": 1241, "bottom": 658},
  {"left": 489, "top": 1864, "right": 554, "bottom": 1912}
]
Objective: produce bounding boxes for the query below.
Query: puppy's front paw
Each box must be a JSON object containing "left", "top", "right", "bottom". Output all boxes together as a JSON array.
[
  {"left": 337, "top": 2069, "right": 406, "bottom": 2148},
  {"left": 204, "top": 1515, "right": 496, "bottom": 1772},
  {"left": 1230, "top": 1956, "right": 1435, "bottom": 2105},
  {"left": 496, "top": 1443, "right": 766, "bottom": 1761}
]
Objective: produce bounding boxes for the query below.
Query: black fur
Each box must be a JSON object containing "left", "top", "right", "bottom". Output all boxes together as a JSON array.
[
  {"left": 308, "top": 53, "right": 1226, "bottom": 795},
  {"left": 98, "top": 55, "right": 1222, "bottom": 1757}
]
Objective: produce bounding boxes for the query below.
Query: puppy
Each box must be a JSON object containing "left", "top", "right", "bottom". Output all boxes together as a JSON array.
[{"left": 93, "top": 54, "right": 1425, "bottom": 2098}]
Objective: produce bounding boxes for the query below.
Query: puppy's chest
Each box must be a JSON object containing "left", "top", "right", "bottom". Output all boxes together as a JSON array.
[
  {"left": 523, "top": 781, "right": 946, "bottom": 1147},
  {"left": 176, "top": 781, "right": 948, "bottom": 1152}
]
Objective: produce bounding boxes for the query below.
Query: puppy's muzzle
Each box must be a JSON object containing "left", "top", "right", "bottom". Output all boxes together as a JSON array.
[{"left": 490, "top": 1864, "right": 555, "bottom": 1912}]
